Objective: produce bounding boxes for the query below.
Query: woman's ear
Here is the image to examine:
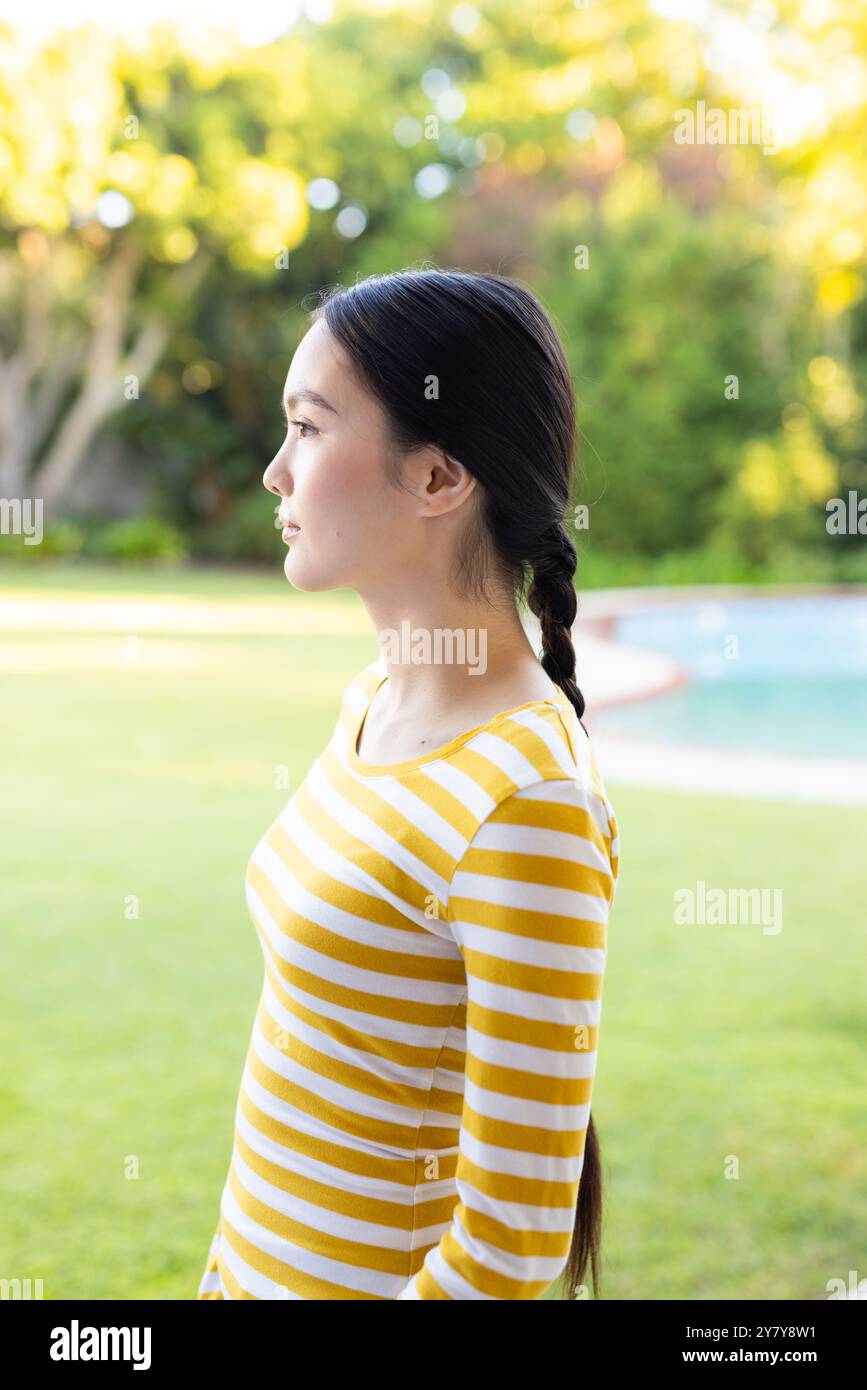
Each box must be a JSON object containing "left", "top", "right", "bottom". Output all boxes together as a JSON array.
[{"left": 396, "top": 443, "right": 473, "bottom": 517}]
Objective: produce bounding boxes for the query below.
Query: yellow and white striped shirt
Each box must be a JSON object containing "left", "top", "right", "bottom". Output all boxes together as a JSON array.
[{"left": 197, "top": 657, "right": 619, "bottom": 1300}]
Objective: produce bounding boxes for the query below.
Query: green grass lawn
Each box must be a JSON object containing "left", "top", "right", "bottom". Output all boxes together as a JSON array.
[{"left": 1, "top": 561, "right": 864, "bottom": 1300}]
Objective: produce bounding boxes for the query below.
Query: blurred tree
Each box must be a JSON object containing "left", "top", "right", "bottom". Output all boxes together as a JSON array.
[{"left": 0, "top": 0, "right": 863, "bottom": 576}]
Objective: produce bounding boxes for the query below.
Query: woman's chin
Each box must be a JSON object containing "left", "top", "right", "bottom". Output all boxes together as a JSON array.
[
  {"left": 283, "top": 549, "right": 304, "bottom": 586},
  {"left": 282, "top": 549, "right": 334, "bottom": 593}
]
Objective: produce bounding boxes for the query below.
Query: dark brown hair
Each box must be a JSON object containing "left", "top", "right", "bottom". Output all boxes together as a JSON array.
[{"left": 308, "top": 267, "right": 602, "bottom": 1299}]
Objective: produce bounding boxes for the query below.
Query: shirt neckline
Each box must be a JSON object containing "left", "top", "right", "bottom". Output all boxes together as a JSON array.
[{"left": 346, "top": 667, "right": 566, "bottom": 778}]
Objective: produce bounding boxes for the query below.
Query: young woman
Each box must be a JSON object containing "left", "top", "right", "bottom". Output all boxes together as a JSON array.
[{"left": 197, "top": 268, "right": 620, "bottom": 1301}]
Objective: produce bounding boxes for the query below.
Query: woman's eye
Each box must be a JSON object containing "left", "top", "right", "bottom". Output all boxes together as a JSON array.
[{"left": 288, "top": 418, "right": 317, "bottom": 439}]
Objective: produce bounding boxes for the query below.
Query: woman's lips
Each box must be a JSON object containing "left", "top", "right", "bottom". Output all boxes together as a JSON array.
[{"left": 282, "top": 525, "right": 301, "bottom": 543}]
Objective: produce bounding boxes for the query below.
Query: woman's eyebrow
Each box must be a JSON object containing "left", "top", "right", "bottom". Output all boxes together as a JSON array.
[{"left": 282, "top": 387, "right": 338, "bottom": 416}]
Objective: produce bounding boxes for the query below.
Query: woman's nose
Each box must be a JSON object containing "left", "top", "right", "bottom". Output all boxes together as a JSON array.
[{"left": 262, "top": 453, "right": 287, "bottom": 495}]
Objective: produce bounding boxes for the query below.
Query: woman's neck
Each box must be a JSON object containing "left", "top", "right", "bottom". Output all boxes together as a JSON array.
[{"left": 358, "top": 587, "right": 554, "bottom": 719}]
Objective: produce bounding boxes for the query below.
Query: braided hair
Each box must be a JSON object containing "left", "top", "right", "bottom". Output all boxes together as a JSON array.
[
  {"left": 309, "top": 267, "right": 602, "bottom": 1298},
  {"left": 527, "top": 520, "right": 587, "bottom": 727}
]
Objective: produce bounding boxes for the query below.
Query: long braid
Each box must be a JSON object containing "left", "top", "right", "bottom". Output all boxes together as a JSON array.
[
  {"left": 527, "top": 522, "right": 587, "bottom": 728},
  {"left": 527, "top": 521, "right": 603, "bottom": 1300}
]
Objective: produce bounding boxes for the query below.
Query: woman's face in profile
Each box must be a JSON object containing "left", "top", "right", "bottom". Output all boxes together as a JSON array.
[{"left": 263, "top": 317, "right": 415, "bottom": 594}]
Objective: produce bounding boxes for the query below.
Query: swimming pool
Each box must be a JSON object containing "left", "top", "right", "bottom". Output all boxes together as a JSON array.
[{"left": 593, "top": 593, "right": 867, "bottom": 759}]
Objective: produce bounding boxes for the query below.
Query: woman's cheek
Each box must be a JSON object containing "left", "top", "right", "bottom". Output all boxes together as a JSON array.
[{"left": 319, "top": 465, "right": 368, "bottom": 526}]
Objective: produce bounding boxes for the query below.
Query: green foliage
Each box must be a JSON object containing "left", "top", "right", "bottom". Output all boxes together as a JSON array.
[
  {"left": 0, "top": 516, "right": 188, "bottom": 564},
  {"left": 542, "top": 195, "right": 791, "bottom": 557},
  {"left": 576, "top": 537, "right": 867, "bottom": 589},
  {"left": 1, "top": 4, "right": 865, "bottom": 580},
  {"left": 82, "top": 517, "right": 188, "bottom": 564},
  {"left": 191, "top": 487, "right": 284, "bottom": 564},
  {"left": 15, "top": 522, "right": 87, "bottom": 559}
]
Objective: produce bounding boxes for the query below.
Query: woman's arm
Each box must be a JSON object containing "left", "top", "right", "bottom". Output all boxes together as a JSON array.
[{"left": 396, "top": 776, "right": 618, "bottom": 1300}]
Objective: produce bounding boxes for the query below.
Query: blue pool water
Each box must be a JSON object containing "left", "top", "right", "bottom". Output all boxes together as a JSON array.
[{"left": 594, "top": 594, "right": 867, "bottom": 758}]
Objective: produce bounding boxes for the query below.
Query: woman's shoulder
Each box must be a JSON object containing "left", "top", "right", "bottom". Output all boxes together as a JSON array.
[{"left": 491, "top": 695, "right": 620, "bottom": 881}]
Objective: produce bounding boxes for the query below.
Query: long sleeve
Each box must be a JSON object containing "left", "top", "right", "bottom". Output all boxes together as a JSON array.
[{"left": 396, "top": 776, "right": 619, "bottom": 1300}]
